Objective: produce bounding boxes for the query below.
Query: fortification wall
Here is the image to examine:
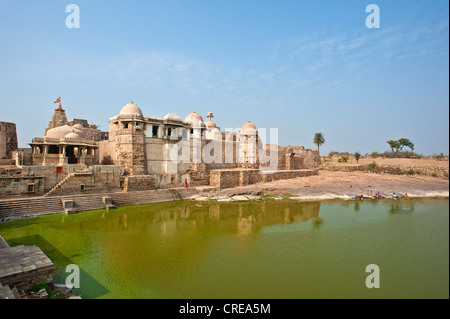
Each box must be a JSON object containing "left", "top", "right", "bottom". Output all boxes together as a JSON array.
[
  {"left": 0, "top": 176, "right": 45, "bottom": 197},
  {"left": 124, "top": 175, "right": 156, "bottom": 192},
  {"left": 210, "top": 168, "right": 318, "bottom": 189},
  {"left": 262, "top": 145, "right": 320, "bottom": 170},
  {"left": 48, "top": 165, "right": 125, "bottom": 196},
  {"left": 0, "top": 122, "right": 18, "bottom": 159}
]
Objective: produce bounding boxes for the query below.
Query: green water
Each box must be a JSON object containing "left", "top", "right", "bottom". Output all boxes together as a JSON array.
[{"left": 0, "top": 198, "right": 448, "bottom": 299}]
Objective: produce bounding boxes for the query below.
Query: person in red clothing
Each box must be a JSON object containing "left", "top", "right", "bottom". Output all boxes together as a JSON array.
[{"left": 185, "top": 179, "right": 188, "bottom": 188}]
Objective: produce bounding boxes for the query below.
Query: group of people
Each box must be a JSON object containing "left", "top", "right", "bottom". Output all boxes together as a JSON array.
[{"left": 358, "top": 190, "right": 408, "bottom": 200}]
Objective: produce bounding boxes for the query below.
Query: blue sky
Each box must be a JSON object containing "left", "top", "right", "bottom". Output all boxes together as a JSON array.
[{"left": 0, "top": 0, "right": 448, "bottom": 155}]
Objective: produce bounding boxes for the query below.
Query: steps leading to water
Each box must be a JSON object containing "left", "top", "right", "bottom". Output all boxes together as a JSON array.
[
  {"left": 0, "top": 188, "right": 198, "bottom": 219},
  {"left": 0, "top": 197, "right": 64, "bottom": 219}
]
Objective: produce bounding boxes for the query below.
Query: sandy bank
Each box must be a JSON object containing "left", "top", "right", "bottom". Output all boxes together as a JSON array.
[{"left": 198, "top": 171, "right": 449, "bottom": 200}]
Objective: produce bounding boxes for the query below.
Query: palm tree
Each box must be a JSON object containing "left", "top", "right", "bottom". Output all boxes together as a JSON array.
[{"left": 313, "top": 132, "right": 325, "bottom": 151}]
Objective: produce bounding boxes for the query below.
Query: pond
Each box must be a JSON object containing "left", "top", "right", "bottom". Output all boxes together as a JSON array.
[{"left": 0, "top": 198, "right": 448, "bottom": 299}]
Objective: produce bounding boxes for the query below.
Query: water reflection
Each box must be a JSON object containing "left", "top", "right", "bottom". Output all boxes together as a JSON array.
[
  {"left": 0, "top": 198, "right": 447, "bottom": 299},
  {"left": 64, "top": 200, "right": 322, "bottom": 236},
  {"left": 346, "top": 197, "right": 416, "bottom": 215},
  {"left": 60, "top": 199, "right": 421, "bottom": 236},
  {"left": 388, "top": 200, "right": 415, "bottom": 214}
]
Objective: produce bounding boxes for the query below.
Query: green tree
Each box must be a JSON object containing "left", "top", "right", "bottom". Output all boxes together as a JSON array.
[
  {"left": 354, "top": 151, "right": 361, "bottom": 163},
  {"left": 313, "top": 132, "right": 325, "bottom": 151},
  {"left": 398, "top": 138, "right": 414, "bottom": 151},
  {"left": 387, "top": 138, "right": 414, "bottom": 157}
]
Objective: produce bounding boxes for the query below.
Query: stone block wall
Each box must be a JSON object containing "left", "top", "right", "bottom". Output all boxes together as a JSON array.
[
  {"left": 13, "top": 148, "right": 33, "bottom": 166},
  {"left": 98, "top": 140, "right": 116, "bottom": 164},
  {"left": 262, "top": 145, "right": 320, "bottom": 170},
  {"left": 210, "top": 170, "right": 242, "bottom": 188},
  {"left": 124, "top": 175, "right": 156, "bottom": 192},
  {"left": 20, "top": 165, "right": 79, "bottom": 191},
  {"left": 0, "top": 244, "right": 54, "bottom": 292},
  {"left": 188, "top": 170, "right": 210, "bottom": 187},
  {"left": 48, "top": 165, "right": 125, "bottom": 196},
  {"left": 0, "top": 176, "right": 45, "bottom": 197},
  {"left": 295, "top": 149, "right": 320, "bottom": 169},
  {"left": 0, "top": 122, "right": 18, "bottom": 159},
  {"left": 114, "top": 132, "right": 147, "bottom": 175},
  {"left": 240, "top": 169, "right": 261, "bottom": 186},
  {"left": 260, "top": 169, "right": 318, "bottom": 183},
  {"left": 0, "top": 159, "right": 15, "bottom": 166},
  {"left": 210, "top": 168, "right": 318, "bottom": 189}
]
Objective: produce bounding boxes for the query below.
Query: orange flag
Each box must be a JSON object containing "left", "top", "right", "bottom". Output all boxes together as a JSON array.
[{"left": 54, "top": 97, "right": 61, "bottom": 103}]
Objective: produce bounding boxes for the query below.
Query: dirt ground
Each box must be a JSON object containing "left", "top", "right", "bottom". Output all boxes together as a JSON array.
[
  {"left": 321, "top": 156, "right": 449, "bottom": 167},
  {"left": 213, "top": 170, "right": 449, "bottom": 199}
]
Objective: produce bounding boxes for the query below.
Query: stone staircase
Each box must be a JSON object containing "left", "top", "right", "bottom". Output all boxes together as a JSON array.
[
  {"left": 0, "top": 283, "right": 17, "bottom": 299},
  {"left": 43, "top": 173, "right": 75, "bottom": 197},
  {"left": 0, "top": 196, "right": 64, "bottom": 219},
  {"left": 0, "top": 188, "right": 199, "bottom": 220},
  {"left": 0, "top": 238, "right": 22, "bottom": 299}
]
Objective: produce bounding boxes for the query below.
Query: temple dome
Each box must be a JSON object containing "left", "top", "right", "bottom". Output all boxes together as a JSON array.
[
  {"left": 46, "top": 125, "right": 84, "bottom": 139},
  {"left": 120, "top": 101, "right": 143, "bottom": 116},
  {"left": 72, "top": 124, "right": 84, "bottom": 129},
  {"left": 205, "top": 121, "right": 217, "bottom": 128},
  {"left": 241, "top": 121, "right": 257, "bottom": 132},
  {"left": 163, "top": 112, "right": 182, "bottom": 122},
  {"left": 65, "top": 131, "right": 81, "bottom": 139},
  {"left": 184, "top": 111, "right": 204, "bottom": 124}
]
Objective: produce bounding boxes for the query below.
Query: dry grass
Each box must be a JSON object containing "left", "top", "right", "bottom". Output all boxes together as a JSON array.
[{"left": 321, "top": 156, "right": 449, "bottom": 168}]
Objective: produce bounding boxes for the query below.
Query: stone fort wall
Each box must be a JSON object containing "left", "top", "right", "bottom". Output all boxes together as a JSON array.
[{"left": 0, "top": 122, "right": 18, "bottom": 159}]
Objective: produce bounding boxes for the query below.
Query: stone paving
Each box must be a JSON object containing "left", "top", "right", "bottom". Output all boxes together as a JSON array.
[{"left": 0, "top": 236, "right": 54, "bottom": 299}]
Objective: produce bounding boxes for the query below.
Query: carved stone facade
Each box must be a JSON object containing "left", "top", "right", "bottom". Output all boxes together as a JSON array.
[
  {"left": 29, "top": 105, "right": 106, "bottom": 166},
  {"left": 0, "top": 99, "right": 321, "bottom": 197},
  {"left": 98, "top": 101, "right": 320, "bottom": 188}
]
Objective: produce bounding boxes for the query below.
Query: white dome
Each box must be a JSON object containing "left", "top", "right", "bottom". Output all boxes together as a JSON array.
[
  {"left": 73, "top": 124, "right": 84, "bottom": 129},
  {"left": 46, "top": 125, "right": 85, "bottom": 139},
  {"left": 241, "top": 121, "right": 257, "bottom": 132},
  {"left": 205, "top": 121, "right": 217, "bottom": 128},
  {"left": 163, "top": 112, "right": 182, "bottom": 122},
  {"left": 185, "top": 111, "right": 204, "bottom": 124},
  {"left": 120, "top": 101, "right": 143, "bottom": 116},
  {"left": 65, "top": 131, "right": 81, "bottom": 139}
]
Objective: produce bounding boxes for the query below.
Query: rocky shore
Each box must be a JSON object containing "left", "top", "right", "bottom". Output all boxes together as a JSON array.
[{"left": 191, "top": 170, "right": 449, "bottom": 201}]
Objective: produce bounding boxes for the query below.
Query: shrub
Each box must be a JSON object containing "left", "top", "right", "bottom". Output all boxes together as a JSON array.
[
  {"left": 431, "top": 173, "right": 438, "bottom": 177},
  {"left": 370, "top": 152, "right": 382, "bottom": 158},
  {"left": 367, "top": 162, "right": 378, "bottom": 171},
  {"left": 328, "top": 151, "right": 339, "bottom": 157},
  {"left": 354, "top": 152, "right": 361, "bottom": 163},
  {"left": 340, "top": 155, "right": 349, "bottom": 163},
  {"left": 27, "top": 280, "right": 50, "bottom": 294}
]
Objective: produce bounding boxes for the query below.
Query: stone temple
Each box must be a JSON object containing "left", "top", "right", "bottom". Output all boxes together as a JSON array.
[{"left": 0, "top": 100, "right": 320, "bottom": 197}]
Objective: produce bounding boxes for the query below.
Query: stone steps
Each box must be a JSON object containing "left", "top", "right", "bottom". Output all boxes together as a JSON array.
[
  {"left": 0, "top": 188, "right": 199, "bottom": 219},
  {"left": 0, "top": 283, "right": 16, "bottom": 299},
  {"left": 43, "top": 173, "right": 75, "bottom": 197},
  {"left": 0, "top": 197, "right": 63, "bottom": 218}
]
